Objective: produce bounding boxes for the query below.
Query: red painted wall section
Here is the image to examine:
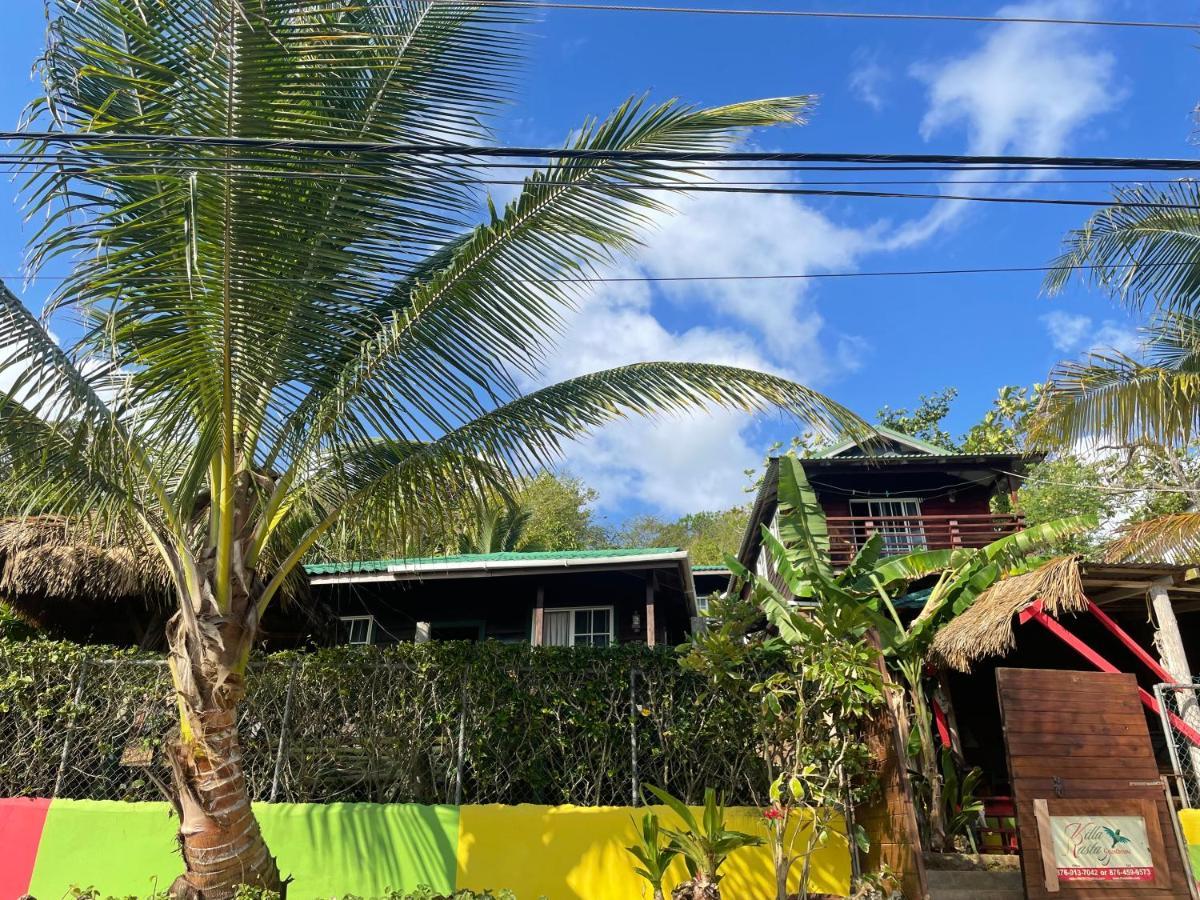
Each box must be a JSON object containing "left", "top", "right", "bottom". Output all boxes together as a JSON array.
[{"left": 0, "top": 797, "right": 51, "bottom": 898}]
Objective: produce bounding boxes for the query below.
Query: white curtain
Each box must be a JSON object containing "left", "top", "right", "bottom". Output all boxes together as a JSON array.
[{"left": 543, "top": 610, "right": 572, "bottom": 647}]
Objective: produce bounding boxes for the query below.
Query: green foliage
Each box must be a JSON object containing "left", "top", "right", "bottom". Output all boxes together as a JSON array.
[
  {"left": 644, "top": 785, "right": 762, "bottom": 884},
  {"left": 876, "top": 388, "right": 959, "bottom": 450},
  {"left": 681, "top": 457, "right": 886, "bottom": 899},
  {"left": 613, "top": 507, "right": 749, "bottom": 565},
  {"left": 0, "top": 640, "right": 768, "bottom": 806},
  {"left": 513, "top": 473, "right": 608, "bottom": 552},
  {"left": 960, "top": 385, "right": 1040, "bottom": 453},
  {"left": 908, "top": 749, "right": 985, "bottom": 853},
  {"left": 626, "top": 811, "right": 681, "bottom": 899}
]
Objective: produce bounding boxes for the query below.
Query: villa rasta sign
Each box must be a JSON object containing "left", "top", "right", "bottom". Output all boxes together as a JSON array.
[{"left": 1033, "top": 799, "right": 1168, "bottom": 889}]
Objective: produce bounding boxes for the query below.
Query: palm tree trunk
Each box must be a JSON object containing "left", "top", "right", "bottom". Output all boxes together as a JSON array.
[
  {"left": 168, "top": 696, "right": 281, "bottom": 898},
  {"left": 165, "top": 568, "right": 282, "bottom": 899}
]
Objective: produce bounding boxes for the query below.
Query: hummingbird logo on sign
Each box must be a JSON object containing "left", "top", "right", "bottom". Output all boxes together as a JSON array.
[{"left": 1103, "top": 827, "right": 1133, "bottom": 849}]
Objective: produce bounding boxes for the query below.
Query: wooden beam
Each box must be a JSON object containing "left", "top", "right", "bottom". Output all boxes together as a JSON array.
[
  {"left": 532, "top": 585, "right": 545, "bottom": 647},
  {"left": 1150, "top": 579, "right": 1200, "bottom": 777},
  {"left": 645, "top": 576, "right": 657, "bottom": 648}
]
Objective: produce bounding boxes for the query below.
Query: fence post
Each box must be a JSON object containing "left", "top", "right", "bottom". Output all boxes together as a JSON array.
[
  {"left": 269, "top": 659, "right": 300, "bottom": 803},
  {"left": 630, "top": 668, "right": 640, "bottom": 807},
  {"left": 454, "top": 666, "right": 469, "bottom": 806},
  {"left": 53, "top": 657, "right": 90, "bottom": 797}
]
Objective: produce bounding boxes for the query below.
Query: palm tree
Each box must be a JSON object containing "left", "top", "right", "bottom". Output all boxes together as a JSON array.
[
  {"left": 0, "top": 2, "right": 865, "bottom": 895},
  {"left": 1038, "top": 183, "right": 1200, "bottom": 561},
  {"left": 456, "top": 495, "right": 532, "bottom": 554}
]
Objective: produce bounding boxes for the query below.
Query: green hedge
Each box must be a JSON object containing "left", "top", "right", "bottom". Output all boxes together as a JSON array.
[{"left": 0, "top": 640, "right": 766, "bottom": 805}]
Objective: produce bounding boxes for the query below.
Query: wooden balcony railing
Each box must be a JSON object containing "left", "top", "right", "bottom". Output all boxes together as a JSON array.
[{"left": 825, "top": 512, "right": 1025, "bottom": 568}]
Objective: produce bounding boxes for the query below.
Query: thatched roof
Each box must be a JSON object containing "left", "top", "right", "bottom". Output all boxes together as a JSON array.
[
  {"left": 0, "top": 516, "right": 327, "bottom": 645},
  {"left": 929, "top": 556, "right": 1088, "bottom": 673},
  {"left": 0, "top": 517, "right": 171, "bottom": 634}
]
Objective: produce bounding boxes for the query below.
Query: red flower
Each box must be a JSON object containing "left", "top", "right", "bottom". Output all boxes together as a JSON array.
[{"left": 763, "top": 806, "right": 784, "bottom": 821}]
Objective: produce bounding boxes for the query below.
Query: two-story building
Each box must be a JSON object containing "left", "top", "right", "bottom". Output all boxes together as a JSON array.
[{"left": 735, "top": 426, "right": 1036, "bottom": 583}]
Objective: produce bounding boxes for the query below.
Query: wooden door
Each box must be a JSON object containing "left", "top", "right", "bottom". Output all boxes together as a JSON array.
[{"left": 996, "top": 667, "right": 1192, "bottom": 898}]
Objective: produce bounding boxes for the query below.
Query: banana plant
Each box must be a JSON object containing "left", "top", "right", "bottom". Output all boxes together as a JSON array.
[{"left": 725, "top": 455, "right": 1096, "bottom": 851}]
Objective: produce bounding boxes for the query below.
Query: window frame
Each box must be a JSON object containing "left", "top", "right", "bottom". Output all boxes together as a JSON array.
[
  {"left": 535, "top": 604, "right": 616, "bottom": 648},
  {"left": 849, "top": 496, "right": 928, "bottom": 553},
  {"left": 338, "top": 614, "right": 376, "bottom": 646}
]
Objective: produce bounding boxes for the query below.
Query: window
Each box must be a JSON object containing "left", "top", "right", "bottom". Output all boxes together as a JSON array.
[
  {"left": 542, "top": 606, "right": 613, "bottom": 647},
  {"left": 339, "top": 615, "right": 375, "bottom": 646},
  {"left": 850, "top": 498, "right": 927, "bottom": 554}
]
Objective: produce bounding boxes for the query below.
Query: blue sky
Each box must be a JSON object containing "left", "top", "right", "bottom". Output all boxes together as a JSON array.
[{"left": 0, "top": 1, "right": 1195, "bottom": 524}]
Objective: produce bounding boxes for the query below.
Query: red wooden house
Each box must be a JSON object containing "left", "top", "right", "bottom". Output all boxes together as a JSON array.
[{"left": 735, "top": 426, "right": 1037, "bottom": 578}]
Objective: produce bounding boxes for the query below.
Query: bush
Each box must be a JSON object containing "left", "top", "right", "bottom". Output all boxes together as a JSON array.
[{"left": 0, "top": 640, "right": 767, "bottom": 806}]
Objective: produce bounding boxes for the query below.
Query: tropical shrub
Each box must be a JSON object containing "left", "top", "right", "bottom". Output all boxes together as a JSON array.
[
  {"left": 0, "top": 641, "right": 767, "bottom": 806},
  {"left": 626, "top": 811, "right": 680, "bottom": 900},
  {"left": 644, "top": 786, "right": 762, "bottom": 900}
]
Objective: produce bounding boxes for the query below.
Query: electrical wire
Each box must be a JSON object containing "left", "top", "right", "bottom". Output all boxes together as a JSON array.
[
  {"left": 424, "top": 1, "right": 1199, "bottom": 30},
  {"left": 0, "top": 260, "right": 1186, "bottom": 286},
  {"left": 4, "top": 133, "right": 1200, "bottom": 170}
]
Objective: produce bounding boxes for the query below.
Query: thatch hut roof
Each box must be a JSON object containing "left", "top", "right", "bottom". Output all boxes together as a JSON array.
[
  {"left": 0, "top": 516, "right": 326, "bottom": 646},
  {"left": 929, "top": 556, "right": 1088, "bottom": 673},
  {"left": 0, "top": 516, "right": 171, "bottom": 639},
  {"left": 930, "top": 556, "right": 1200, "bottom": 673}
]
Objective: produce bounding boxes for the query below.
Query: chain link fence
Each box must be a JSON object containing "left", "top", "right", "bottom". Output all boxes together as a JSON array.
[
  {"left": 0, "top": 642, "right": 768, "bottom": 807},
  {"left": 1155, "top": 682, "right": 1200, "bottom": 809}
]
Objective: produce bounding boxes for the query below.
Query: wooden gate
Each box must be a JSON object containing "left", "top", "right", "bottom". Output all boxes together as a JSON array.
[{"left": 996, "top": 667, "right": 1192, "bottom": 898}]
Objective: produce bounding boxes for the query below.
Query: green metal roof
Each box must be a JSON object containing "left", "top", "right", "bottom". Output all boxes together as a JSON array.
[
  {"left": 811, "top": 425, "right": 955, "bottom": 459},
  {"left": 305, "top": 546, "right": 683, "bottom": 576},
  {"left": 693, "top": 565, "right": 731, "bottom": 572}
]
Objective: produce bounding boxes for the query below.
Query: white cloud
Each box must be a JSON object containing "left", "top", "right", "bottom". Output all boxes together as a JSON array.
[
  {"left": 532, "top": 186, "right": 877, "bottom": 515},
  {"left": 1040, "top": 310, "right": 1140, "bottom": 356},
  {"left": 849, "top": 50, "right": 888, "bottom": 112},
  {"left": 1042, "top": 310, "right": 1093, "bottom": 352},
  {"left": 893, "top": 0, "right": 1121, "bottom": 247}
]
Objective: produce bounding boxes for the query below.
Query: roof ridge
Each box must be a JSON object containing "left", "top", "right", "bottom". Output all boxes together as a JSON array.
[{"left": 305, "top": 546, "right": 684, "bottom": 575}]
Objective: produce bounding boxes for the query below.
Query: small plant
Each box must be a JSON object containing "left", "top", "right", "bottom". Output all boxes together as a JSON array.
[
  {"left": 627, "top": 811, "right": 680, "bottom": 900},
  {"left": 851, "top": 865, "right": 903, "bottom": 900},
  {"left": 645, "top": 785, "right": 763, "bottom": 900},
  {"left": 910, "top": 749, "right": 985, "bottom": 854}
]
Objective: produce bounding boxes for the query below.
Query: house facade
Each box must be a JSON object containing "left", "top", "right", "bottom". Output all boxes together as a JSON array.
[
  {"left": 306, "top": 547, "right": 699, "bottom": 648},
  {"left": 735, "top": 427, "right": 1039, "bottom": 582}
]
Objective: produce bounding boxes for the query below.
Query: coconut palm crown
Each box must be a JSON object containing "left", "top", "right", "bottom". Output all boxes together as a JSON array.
[
  {"left": 1037, "top": 182, "right": 1200, "bottom": 563},
  {"left": 0, "top": 2, "right": 865, "bottom": 896}
]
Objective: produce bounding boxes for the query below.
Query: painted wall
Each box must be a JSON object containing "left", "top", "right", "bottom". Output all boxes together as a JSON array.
[
  {"left": 0, "top": 798, "right": 851, "bottom": 899},
  {"left": 1181, "top": 808, "right": 1200, "bottom": 891}
]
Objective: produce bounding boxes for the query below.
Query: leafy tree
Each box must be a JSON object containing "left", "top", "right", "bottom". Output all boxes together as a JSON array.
[
  {"left": 875, "top": 388, "right": 958, "bottom": 450},
  {"left": 695, "top": 456, "right": 1089, "bottom": 862},
  {"left": 0, "top": 3, "right": 863, "bottom": 895},
  {"left": 515, "top": 473, "right": 608, "bottom": 551},
  {"left": 613, "top": 507, "right": 748, "bottom": 563}
]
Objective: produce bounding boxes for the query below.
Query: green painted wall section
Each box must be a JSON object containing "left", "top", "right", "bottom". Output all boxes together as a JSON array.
[{"left": 27, "top": 800, "right": 459, "bottom": 899}]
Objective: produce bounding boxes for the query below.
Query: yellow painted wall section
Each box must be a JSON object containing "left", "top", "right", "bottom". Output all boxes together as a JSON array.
[
  {"left": 1181, "top": 808, "right": 1200, "bottom": 846},
  {"left": 455, "top": 804, "right": 852, "bottom": 899}
]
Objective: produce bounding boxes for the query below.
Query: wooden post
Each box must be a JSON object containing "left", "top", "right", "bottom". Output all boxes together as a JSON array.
[
  {"left": 1150, "top": 579, "right": 1200, "bottom": 779},
  {"left": 644, "top": 577, "right": 657, "bottom": 648},
  {"left": 532, "top": 585, "right": 545, "bottom": 646}
]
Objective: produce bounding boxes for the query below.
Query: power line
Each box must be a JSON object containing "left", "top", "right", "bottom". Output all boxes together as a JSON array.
[
  {"left": 0, "top": 160, "right": 1182, "bottom": 187},
  {"left": 426, "top": 1, "right": 1198, "bottom": 30},
  {"left": 2, "top": 260, "right": 1185, "bottom": 286},
  {"left": 4, "top": 133, "right": 1200, "bottom": 171}
]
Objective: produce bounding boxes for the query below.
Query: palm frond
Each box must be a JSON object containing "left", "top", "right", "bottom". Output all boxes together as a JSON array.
[
  {"left": 1104, "top": 512, "right": 1200, "bottom": 564},
  {"left": 1044, "top": 181, "right": 1200, "bottom": 315}
]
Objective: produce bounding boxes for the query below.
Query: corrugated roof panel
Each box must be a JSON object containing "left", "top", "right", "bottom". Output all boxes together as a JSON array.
[{"left": 304, "top": 546, "right": 683, "bottom": 576}]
